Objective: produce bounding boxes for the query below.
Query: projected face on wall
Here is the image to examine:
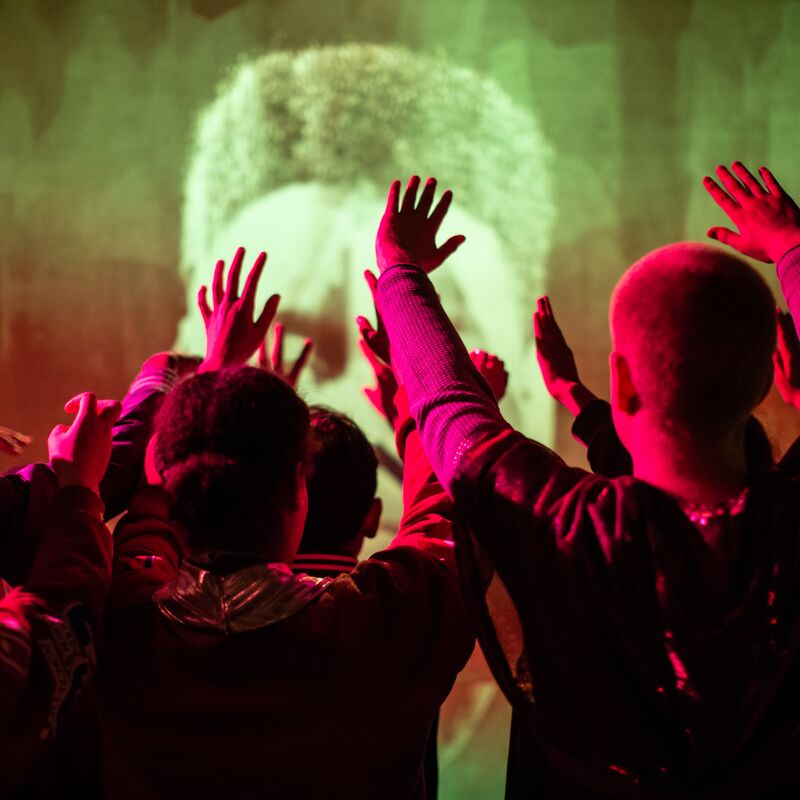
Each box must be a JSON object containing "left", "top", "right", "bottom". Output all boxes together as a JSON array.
[{"left": 176, "top": 44, "right": 555, "bottom": 528}]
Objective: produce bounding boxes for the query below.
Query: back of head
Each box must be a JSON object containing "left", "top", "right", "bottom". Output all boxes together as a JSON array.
[
  {"left": 610, "top": 243, "right": 775, "bottom": 441},
  {"left": 300, "top": 406, "right": 378, "bottom": 553},
  {"left": 153, "top": 367, "right": 310, "bottom": 553}
]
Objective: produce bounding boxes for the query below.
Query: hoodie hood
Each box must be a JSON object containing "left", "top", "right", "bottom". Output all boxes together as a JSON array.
[{"left": 154, "top": 559, "right": 331, "bottom": 634}]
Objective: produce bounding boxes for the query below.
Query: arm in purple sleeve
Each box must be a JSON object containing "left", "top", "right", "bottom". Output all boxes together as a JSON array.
[
  {"left": 0, "top": 374, "right": 160, "bottom": 579},
  {"left": 376, "top": 264, "right": 508, "bottom": 495},
  {"left": 0, "top": 466, "right": 58, "bottom": 586},
  {"left": 377, "top": 263, "right": 599, "bottom": 606},
  {"left": 777, "top": 245, "right": 800, "bottom": 337},
  {"left": 99, "top": 353, "right": 196, "bottom": 519},
  {"left": 0, "top": 355, "right": 185, "bottom": 583}
]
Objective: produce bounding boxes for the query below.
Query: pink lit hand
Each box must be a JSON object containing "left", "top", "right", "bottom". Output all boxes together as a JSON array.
[
  {"left": 375, "top": 176, "right": 466, "bottom": 274},
  {"left": 48, "top": 393, "right": 122, "bottom": 494},
  {"left": 703, "top": 163, "right": 800, "bottom": 263},
  {"left": 357, "top": 270, "right": 391, "bottom": 364},
  {"left": 774, "top": 308, "right": 800, "bottom": 410},
  {"left": 258, "top": 322, "right": 313, "bottom": 389},
  {"left": 357, "top": 270, "right": 398, "bottom": 424},
  {"left": 533, "top": 296, "right": 597, "bottom": 417},
  {"left": 197, "top": 247, "right": 280, "bottom": 372},
  {"left": 470, "top": 350, "right": 508, "bottom": 402}
]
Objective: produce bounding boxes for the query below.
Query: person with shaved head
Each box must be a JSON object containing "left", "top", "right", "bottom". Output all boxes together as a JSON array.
[
  {"left": 371, "top": 172, "right": 800, "bottom": 797},
  {"left": 608, "top": 242, "right": 775, "bottom": 493}
]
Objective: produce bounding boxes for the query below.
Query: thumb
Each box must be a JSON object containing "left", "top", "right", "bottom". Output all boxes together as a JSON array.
[
  {"left": 47, "top": 424, "right": 69, "bottom": 454},
  {"left": 707, "top": 227, "right": 741, "bottom": 248},
  {"left": 356, "top": 315, "right": 376, "bottom": 339},
  {"left": 69, "top": 392, "right": 97, "bottom": 424},
  {"left": 364, "top": 386, "right": 379, "bottom": 404},
  {"left": 436, "top": 235, "right": 466, "bottom": 263},
  {"left": 98, "top": 399, "right": 122, "bottom": 425},
  {"left": 363, "top": 269, "right": 379, "bottom": 300},
  {"left": 64, "top": 394, "right": 84, "bottom": 414}
]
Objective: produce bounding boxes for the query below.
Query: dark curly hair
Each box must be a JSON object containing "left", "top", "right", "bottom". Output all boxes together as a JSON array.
[
  {"left": 300, "top": 406, "right": 378, "bottom": 552},
  {"left": 153, "top": 367, "right": 310, "bottom": 553}
]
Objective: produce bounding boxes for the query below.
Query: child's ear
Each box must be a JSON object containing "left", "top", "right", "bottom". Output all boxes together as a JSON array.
[
  {"left": 609, "top": 351, "right": 640, "bottom": 415},
  {"left": 360, "top": 498, "right": 382, "bottom": 541}
]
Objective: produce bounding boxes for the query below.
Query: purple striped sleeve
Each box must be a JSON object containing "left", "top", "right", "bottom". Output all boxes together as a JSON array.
[
  {"left": 376, "top": 264, "right": 510, "bottom": 493},
  {"left": 777, "top": 244, "right": 800, "bottom": 334}
]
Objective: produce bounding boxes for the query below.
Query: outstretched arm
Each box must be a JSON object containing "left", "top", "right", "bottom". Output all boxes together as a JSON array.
[
  {"left": 703, "top": 163, "right": 800, "bottom": 331},
  {"left": 391, "top": 351, "right": 508, "bottom": 553},
  {"left": 374, "top": 177, "right": 506, "bottom": 494},
  {"left": 533, "top": 296, "right": 632, "bottom": 476},
  {"left": 533, "top": 295, "right": 598, "bottom": 417},
  {"left": 100, "top": 352, "right": 198, "bottom": 519},
  {"left": 0, "top": 394, "right": 117, "bottom": 792},
  {"left": 374, "top": 177, "right": 585, "bottom": 522}
]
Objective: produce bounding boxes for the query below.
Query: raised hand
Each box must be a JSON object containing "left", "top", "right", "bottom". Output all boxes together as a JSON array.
[
  {"left": 357, "top": 270, "right": 390, "bottom": 363},
  {"left": 359, "top": 334, "right": 399, "bottom": 426},
  {"left": 197, "top": 246, "right": 280, "bottom": 372},
  {"left": 357, "top": 269, "right": 398, "bottom": 424},
  {"left": 258, "top": 322, "right": 313, "bottom": 389},
  {"left": 470, "top": 350, "right": 508, "bottom": 402},
  {"left": 375, "top": 176, "right": 466, "bottom": 274},
  {"left": 356, "top": 287, "right": 396, "bottom": 426},
  {"left": 0, "top": 426, "right": 32, "bottom": 456},
  {"left": 702, "top": 163, "right": 800, "bottom": 263},
  {"left": 774, "top": 308, "right": 800, "bottom": 410},
  {"left": 533, "top": 296, "right": 598, "bottom": 417},
  {"left": 48, "top": 392, "right": 122, "bottom": 493}
]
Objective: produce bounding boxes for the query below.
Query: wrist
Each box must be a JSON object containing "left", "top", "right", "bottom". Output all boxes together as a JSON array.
[
  {"left": 53, "top": 465, "right": 100, "bottom": 495},
  {"left": 770, "top": 231, "right": 800, "bottom": 265},
  {"left": 377, "top": 256, "right": 423, "bottom": 275},
  {"left": 552, "top": 381, "right": 597, "bottom": 418}
]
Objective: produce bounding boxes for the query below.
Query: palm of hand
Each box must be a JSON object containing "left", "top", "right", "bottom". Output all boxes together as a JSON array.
[
  {"left": 724, "top": 194, "right": 800, "bottom": 263},
  {"left": 533, "top": 296, "right": 580, "bottom": 393},
  {"left": 377, "top": 218, "right": 440, "bottom": 273},
  {"left": 198, "top": 247, "right": 280, "bottom": 372},
  {"left": 375, "top": 177, "right": 465, "bottom": 274},
  {"left": 704, "top": 164, "right": 800, "bottom": 263}
]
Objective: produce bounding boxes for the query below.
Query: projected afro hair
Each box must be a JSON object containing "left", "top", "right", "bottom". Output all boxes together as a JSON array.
[{"left": 180, "top": 44, "right": 554, "bottom": 284}]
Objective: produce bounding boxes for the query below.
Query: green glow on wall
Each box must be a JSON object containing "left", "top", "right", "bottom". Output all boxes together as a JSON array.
[
  {"left": 175, "top": 51, "right": 554, "bottom": 794},
  {"left": 5, "top": 3, "right": 800, "bottom": 797}
]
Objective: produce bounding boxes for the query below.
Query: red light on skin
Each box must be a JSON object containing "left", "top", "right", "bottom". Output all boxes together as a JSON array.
[{"left": 607, "top": 764, "right": 639, "bottom": 783}]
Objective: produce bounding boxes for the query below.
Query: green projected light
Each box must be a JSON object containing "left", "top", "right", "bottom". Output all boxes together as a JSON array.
[
  {"left": 175, "top": 46, "right": 556, "bottom": 798},
  {"left": 178, "top": 44, "right": 556, "bottom": 478}
]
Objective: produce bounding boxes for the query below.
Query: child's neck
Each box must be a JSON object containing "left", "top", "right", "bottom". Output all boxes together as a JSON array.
[{"left": 631, "top": 422, "right": 749, "bottom": 506}]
